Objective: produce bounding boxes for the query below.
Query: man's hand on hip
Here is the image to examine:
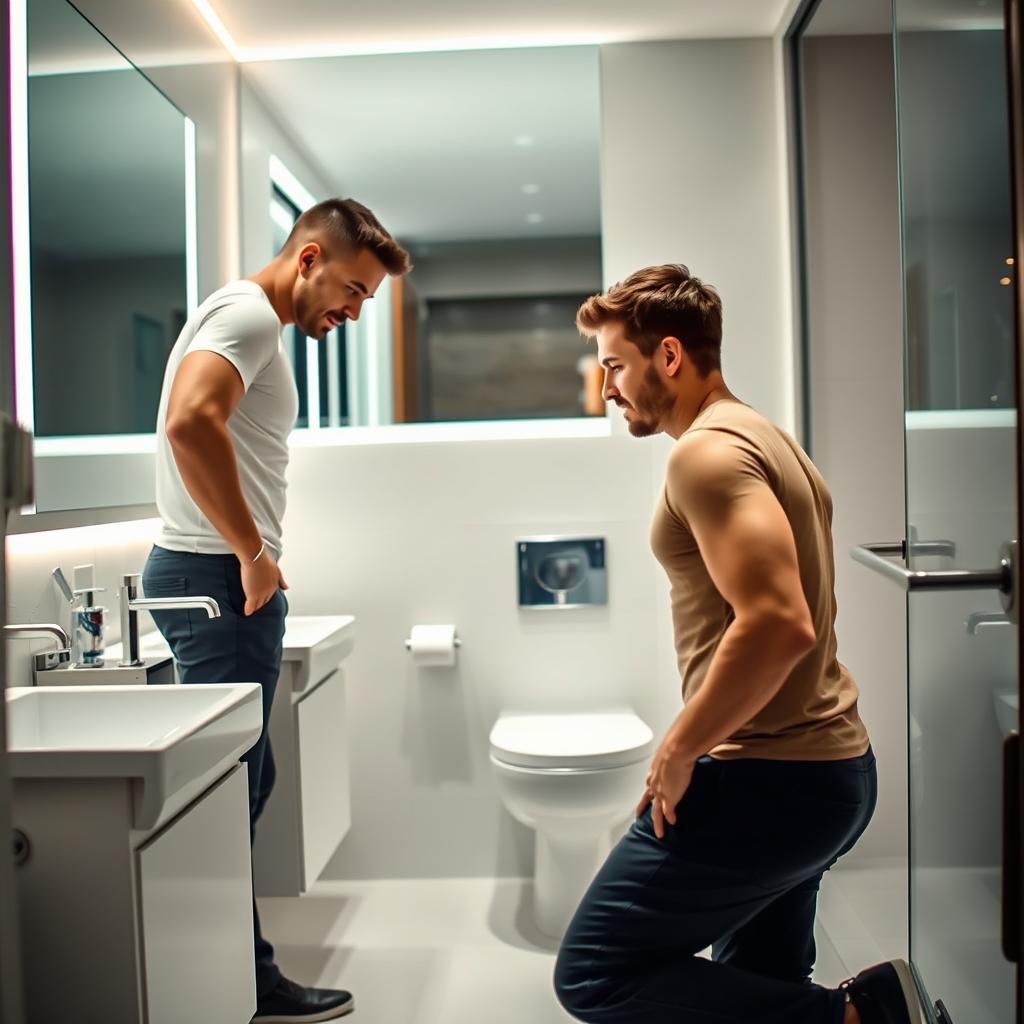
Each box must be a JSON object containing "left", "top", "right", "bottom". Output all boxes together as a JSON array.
[
  {"left": 240, "top": 552, "right": 288, "bottom": 616},
  {"left": 637, "top": 738, "right": 696, "bottom": 840}
]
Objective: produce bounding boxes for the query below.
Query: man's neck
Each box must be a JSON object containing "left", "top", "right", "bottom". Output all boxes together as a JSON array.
[
  {"left": 246, "top": 260, "right": 294, "bottom": 326},
  {"left": 663, "top": 378, "right": 736, "bottom": 440}
]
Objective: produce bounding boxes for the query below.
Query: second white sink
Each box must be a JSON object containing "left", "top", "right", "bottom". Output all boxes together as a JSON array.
[{"left": 104, "top": 614, "right": 356, "bottom": 692}]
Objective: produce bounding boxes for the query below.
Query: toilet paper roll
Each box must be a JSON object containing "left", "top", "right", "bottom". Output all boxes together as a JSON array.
[{"left": 407, "top": 624, "right": 458, "bottom": 667}]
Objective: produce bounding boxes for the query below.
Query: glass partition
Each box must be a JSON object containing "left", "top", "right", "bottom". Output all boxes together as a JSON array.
[{"left": 894, "top": 2, "right": 1019, "bottom": 1021}]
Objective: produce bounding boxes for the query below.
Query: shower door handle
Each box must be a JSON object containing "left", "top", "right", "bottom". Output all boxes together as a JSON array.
[{"left": 851, "top": 539, "right": 1017, "bottom": 620}]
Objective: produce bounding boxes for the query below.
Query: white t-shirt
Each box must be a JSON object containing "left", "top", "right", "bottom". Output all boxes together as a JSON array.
[{"left": 155, "top": 280, "right": 299, "bottom": 560}]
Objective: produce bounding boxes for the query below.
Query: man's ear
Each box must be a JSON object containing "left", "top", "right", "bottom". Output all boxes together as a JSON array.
[
  {"left": 298, "top": 243, "right": 321, "bottom": 277},
  {"left": 661, "top": 336, "right": 685, "bottom": 378}
]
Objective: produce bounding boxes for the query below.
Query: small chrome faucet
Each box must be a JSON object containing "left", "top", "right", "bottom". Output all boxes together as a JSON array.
[
  {"left": 4, "top": 623, "right": 71, "bottom": 649},
  {"left": 4, "top": 623, "right": 72, "bottom": 673},
  {"left": 118, "top": 573, "right": 220, "bottom": 668}
]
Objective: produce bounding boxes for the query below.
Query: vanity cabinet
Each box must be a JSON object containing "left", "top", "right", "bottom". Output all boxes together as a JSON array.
[
  {"left": 253, "top": 662, "right": 352, "bottom": 895},
  {"left": 84, "top": 614, "right": 357, "bottom": 898},
  {"left": 138, "top": 766, "right": 255, "bottom": 1024},
  {"left": 14, "top": 764, "right": 255, "bottom": 1024}
]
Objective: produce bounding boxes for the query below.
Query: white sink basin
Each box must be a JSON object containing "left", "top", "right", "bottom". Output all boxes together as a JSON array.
[
  {"left": 281, "top": 615, "right": 355, "bottom": 691},
  {"left": 105, "top": 614, "right": 355, "bottom": 692},
  {"left": 6, "top": 683, "right": 262, "bottom": 829}
]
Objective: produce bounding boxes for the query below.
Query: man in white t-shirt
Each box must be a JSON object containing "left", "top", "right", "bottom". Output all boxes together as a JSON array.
[{"left": 142, "top": 198, "right": 411, "bottom": 1022}]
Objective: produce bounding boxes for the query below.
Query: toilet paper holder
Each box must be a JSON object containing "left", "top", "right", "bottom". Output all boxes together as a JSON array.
[{"left": 404, "top": 635, "right": 462, "bottom": 649}]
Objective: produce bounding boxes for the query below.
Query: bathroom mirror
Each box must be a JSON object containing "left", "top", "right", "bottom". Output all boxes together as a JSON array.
[
  {"left": 17, "top": 0, "right": 194, "bottom": 511},
  {"left": 240, "top": 45, "right": 604, "bottom": 428}
]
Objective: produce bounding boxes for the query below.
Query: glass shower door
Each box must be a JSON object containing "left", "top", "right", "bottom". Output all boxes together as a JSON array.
[{"left": 887, "top": 0, "right": 1022, "bottom": 1019}]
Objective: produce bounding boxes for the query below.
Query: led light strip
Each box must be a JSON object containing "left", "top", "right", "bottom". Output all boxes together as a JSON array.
[
  {"left": 184, "top": 117, "right": 198, "bottom": 313},
  {"left": 189, "top": 0, "right": 242, "bottom": 62},
  {"left": 9, "top": 0, "right": 32, "bottom": 433},
  {"left": 190, "top": 0, "right": 602, "bottom": 64},
  {"left": 239, "top": 32, "right": 606, "bottom": 62},
  {"left": 6, "top": 517, "right": 162, "bottom": 555}
]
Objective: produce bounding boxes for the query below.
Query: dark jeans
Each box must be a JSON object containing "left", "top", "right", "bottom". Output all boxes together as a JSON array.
[
  {"left": 142, "top": 544, "right": 286, "bottom": 998},
  {"left": 555, "top": 749, "right": 877, "bottom": 1024}
]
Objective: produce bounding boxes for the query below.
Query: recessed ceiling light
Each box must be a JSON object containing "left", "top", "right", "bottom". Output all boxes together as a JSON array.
[
  {"left": 526, "top": 212, "right": 544, "bottom": 224},
  {"left": 522, "top": 183, "right": 541, "bottom": 195},
  {"left": 514, "top": 135, "right": 535, "bottom": 147}
]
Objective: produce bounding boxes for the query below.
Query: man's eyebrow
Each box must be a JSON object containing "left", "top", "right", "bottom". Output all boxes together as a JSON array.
[
  {"left": 350, "top": 280, "right": 368, "bottom": 295},
  {"left": 600, "top": 357, "right": 620, "bottom": 368}
]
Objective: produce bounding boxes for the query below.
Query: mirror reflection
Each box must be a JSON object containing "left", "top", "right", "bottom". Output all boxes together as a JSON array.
[
  {"left": 241, "top": 45, "right": 604, "bottom": 427},
  {"left": 26, "top": 0, "right": 191, "bottom": 439},
  {"left": 895, "top": 1, "right": 1014, "bottom": 411}
]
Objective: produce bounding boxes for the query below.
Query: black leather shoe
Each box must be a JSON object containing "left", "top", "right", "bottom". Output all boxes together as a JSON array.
[
  {"left": 252, "top": 976, "right": 355, "bottom": 1022},
  {"left": 840, "top": 959, "right": 927, "bottom": 1024}
]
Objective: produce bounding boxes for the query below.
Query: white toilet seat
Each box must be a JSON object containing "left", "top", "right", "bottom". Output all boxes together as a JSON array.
[{"left": 489, "top": 711, "right": 654, "bottom": 771}]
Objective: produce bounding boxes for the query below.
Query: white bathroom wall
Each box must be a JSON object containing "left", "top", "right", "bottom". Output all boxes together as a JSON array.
[
  {"left": 801, "top": 34, "right": 908, "bottom": 863},
  {"left": 238, "top": 75, "right": 334, "bottom": 276},
  {"left": 285, "top": 433, "right": 668, "bottom": 878},
  {"left": 599, "top": 39, "right": 792, "bottom": 433}
]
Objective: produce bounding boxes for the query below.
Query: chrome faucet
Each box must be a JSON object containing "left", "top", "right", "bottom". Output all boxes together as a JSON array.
[
  {"left": 4, "top": 623, "right": 72, "bottom": 673},
  {"left": 118, "top": 573, "right": 220, "bottom": 668},
  {"left": 4, "top": 623, "right": 71, "bottom": 649}
]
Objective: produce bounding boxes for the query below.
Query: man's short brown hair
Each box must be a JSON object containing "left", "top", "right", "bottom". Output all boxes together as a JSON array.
[
  {"left": 285, "top": 198, "right": 412, "bottom": 276},
  {"left": 576, "top": 264, "right": 723, "bottom": 377}
]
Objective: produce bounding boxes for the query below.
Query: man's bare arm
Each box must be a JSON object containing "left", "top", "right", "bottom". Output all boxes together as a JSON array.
[
  {"left": 642, "top": 433, "right": 816, "bottom": 834},
  {"left": 165, "top": 350, "right": 286, "bottom": 613}
]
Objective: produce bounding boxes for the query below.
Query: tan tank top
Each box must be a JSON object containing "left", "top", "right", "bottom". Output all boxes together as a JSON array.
[{"left": 650, "top": 400, "right": 870, "bottom": 761}]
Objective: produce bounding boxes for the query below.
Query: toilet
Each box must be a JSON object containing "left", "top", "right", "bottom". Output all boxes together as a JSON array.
[{"left": 489, "top": 709, "right": 654, "bottom": 937}]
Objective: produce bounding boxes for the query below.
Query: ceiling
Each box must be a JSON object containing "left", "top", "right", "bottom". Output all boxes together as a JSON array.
[{"left": 203, "top": 0, "right": 795, "bottom": 60}]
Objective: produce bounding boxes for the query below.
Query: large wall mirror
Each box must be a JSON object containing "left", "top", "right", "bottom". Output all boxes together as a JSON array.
[
  {"left": 240, "top": 45, "right": 605, "bottom": 429},
  {"left": 14, "top": 0, "right": 194, "bottom": 512}
]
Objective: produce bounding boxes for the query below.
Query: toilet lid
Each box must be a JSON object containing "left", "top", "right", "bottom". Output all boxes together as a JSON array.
[{"left": 489, "top": 711, "right": 654, "bottom": 770}]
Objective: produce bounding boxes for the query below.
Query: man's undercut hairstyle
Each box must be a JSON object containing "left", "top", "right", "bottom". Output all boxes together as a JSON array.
[
  {"left": 576, "top": 264, "right": 723, "bottom": 378},
  {"left": 284, "top": 198, "right": 412, "bottom": 276}
]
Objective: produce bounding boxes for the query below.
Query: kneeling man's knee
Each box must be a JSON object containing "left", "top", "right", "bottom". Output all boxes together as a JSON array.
[{"left": 554, "top": 942, "right": 612, "bottom": 1021}]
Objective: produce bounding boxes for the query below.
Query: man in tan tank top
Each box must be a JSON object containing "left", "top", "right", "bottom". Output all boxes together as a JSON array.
[{"left": 553, "top": 265, "right": 924, "bottom": 1024}]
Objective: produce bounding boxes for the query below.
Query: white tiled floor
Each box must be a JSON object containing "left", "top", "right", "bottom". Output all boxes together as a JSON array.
[
  {"left": 817, "top": 859, "right": 909, "bottom": 975},
  {"left": 260, "top": 879, "right": 573, "bottom": 1024},
  {"left": 259, "top": 876, "right": 856, "bottom": 1024}
]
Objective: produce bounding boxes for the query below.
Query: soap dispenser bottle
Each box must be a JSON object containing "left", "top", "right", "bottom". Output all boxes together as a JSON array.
[{"left": 71, "top": 563, "right": 106, "bottom": 668}]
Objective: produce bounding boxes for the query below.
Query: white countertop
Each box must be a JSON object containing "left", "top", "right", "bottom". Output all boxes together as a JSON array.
[{"left": 104, "top": 614, "right": 356, "bottom": 692}]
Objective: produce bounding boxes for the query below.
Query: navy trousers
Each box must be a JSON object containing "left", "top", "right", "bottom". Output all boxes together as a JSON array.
[
  {"left": 143, "top": 544, "right": 286, "bottom": 998},
  {"left": 555, "top": 749, "right": 877, "bottom": 1024}
]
